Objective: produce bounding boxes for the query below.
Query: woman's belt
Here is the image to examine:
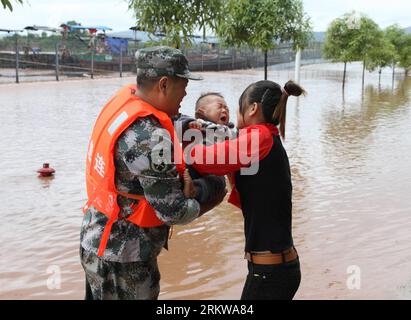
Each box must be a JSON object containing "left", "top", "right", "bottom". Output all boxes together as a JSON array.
[{"left": 245, "top": 247, "right": 298, "bottom": 265}]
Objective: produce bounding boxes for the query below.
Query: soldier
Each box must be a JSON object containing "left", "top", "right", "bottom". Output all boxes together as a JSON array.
[{"left": 80, "top": 46, "right": 226, "bottom": 300}]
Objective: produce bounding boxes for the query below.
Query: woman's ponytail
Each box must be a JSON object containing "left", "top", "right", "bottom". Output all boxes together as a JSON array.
[
  {"left": 240, "top": 80, "right": 306, "bottom": 139},
  {"left": 272, "top": 80, "right": 306, "bottom": 139}
]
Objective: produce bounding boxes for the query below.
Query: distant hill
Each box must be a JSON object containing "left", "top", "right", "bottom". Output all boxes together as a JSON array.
[
  {"left": 106, "top": 26, "right": 410, "bottom": 45},
  {"left": 313, "top": 27, "right": 410, "bottom": 43}
]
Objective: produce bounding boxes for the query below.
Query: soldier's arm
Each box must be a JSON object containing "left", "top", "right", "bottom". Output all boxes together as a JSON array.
[
  {"left": 119, "top": 117, "right": 201, "bottom": 226},
  {"left": 172, "top": 113, "right": 196, "bottom": 135}
]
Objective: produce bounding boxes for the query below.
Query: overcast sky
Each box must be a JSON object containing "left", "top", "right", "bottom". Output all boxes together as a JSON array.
[{"left": 0, "top": 0, "right": 410, "bottom": 33}]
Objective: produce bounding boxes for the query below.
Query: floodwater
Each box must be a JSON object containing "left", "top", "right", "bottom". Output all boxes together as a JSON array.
[{"left": 0, "top": 62, "right": 410, "bottom": 300}]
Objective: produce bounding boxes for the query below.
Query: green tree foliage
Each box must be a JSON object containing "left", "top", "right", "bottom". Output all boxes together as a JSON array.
[
  {"left": 1, "top": 0, "right": 22, "bottom": 11},
  {"left": 384, "top": 24, "right": 411, "bottom": 74},
  {"left": 324, "top": 11, "right": 380, "bottom": 88},
  {"left": 355, "top": 16, "right": 381, "bottom": 86},
  {"left": 366, "top": 33, "right": 396, "bottom": 83},
  {"left": 194, "top": 0, "right": 222, "bottom": 40},
  {"left": 0, "top": 20, "right": 89, "bottom": 53},
  {"left": 217, "top": 0, "right": 312, "bottom": 79},
  {"left": 128, "top": 0, "right": 223, "bottom": 48},
  {"left": 323, "top": 14, "right": 358, "bottom": 63},
  {"left": 397, "top": 34, "right": 411, "bottom": 75},
  {"left": 385, "top": 24, "right": 405, "bottom": 78},
  {"left": 0, "top": 33, "right": 62, "bottom": 52},
  {"left": 385, "top": 24, "right": 405, "bottom": 58},
  {"left": 65, "top": 20, "right": 81, "bottom": 26},
  {"left": 366, "top": 35, "right": 396, "bottom": 72}
]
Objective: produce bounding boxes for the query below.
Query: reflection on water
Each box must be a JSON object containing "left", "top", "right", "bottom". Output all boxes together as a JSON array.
[{"left": 0, "top": 63, "right": 410, "bottom": 299}]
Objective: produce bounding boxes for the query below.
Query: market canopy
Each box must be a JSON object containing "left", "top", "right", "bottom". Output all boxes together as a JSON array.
[
  {"left": 24, "top": 25, "right": 61, "bottom": 32},
  {"left": 0, "top": 28, "right": 23, "bottom": 33},
  {"left": 60, "top": 24, "right": 113, "bottom": 33}
]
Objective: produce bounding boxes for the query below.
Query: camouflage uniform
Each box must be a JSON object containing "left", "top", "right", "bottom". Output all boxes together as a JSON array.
[
  {"left": 135, "top": 46, "right": 203, "bottom": 81},
  {"left": 80, "top": 47, "right": 221, "bottom": 300}
]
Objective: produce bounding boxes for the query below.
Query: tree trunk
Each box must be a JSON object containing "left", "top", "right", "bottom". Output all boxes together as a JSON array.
[
  {"left": 202, "top": 26, "right": 206, "bottom": 72},
  {"left": 392, "top": 63, "right": 395, "bottom": 81},
  {"left": 342, "top": 62, "right": 347, "bottom": 91},
  {"left": 203, "top": 25, "right": 206, "bottom": 43},
  {"left": 264, "top": 50, "right": 268, "bottom": 80},
  {"left": 362, "top": 60, "right": 366, "bottom": 88},
  {"left": 379, "top": 68, "right": 382, "bottom": 86},
  {"left": 294, "top": 48, "right": 301, "bottom": 84},
  {"left": 201, "top": 44, "right": 204, "bottom": 72},
  {"left": 217, "top": 45, "right": 220, "bottom": 71},
  {"left": 231, "top": 48, "right": 235, "bottom": 70}
]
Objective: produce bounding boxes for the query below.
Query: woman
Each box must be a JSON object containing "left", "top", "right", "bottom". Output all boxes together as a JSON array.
[{"left": 189, "top": 80, "right": 305, "bottom": 300}]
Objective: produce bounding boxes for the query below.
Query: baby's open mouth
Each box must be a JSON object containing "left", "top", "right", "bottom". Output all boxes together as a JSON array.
[{"left": 220, "top": 115, "right": 228, "bottom": 123}]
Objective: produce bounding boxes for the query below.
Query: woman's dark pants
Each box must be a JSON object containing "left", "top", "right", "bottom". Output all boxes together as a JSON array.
[{"left": 241, "top": 259, "right": 301, "bottom": 300}]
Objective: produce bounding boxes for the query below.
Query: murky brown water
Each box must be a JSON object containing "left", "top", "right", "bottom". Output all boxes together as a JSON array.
[{"left": 1, "top": 62, "right": 410, "bottom": 299}]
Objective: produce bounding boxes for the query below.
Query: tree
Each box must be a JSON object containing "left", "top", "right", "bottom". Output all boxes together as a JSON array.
[
  {"left": 398, "top": 34, "right": 411, "bottom": 75},
  {"left": 378, "top": 24, "right": 411, "bottom": 78},
  {"left": 217, "top": 0, "right": 312, "bottom": 80},
  {"left": 1, "top": 0, "right": 22, "bottom": 11},
  {"left": 193, "top": 0, "right": 222, "bottom": 41},
  {"left": 353, "top": 15, "right": 381, "bottom": 87},
  {"left": 365, "top": 33, "right": 396, "bottom": 85},
  {"left": 385, "top": 24, "right": 405, "bottom": 80},
  {"left": 323, "top": 11, "right": 380, "bottom": 89},
  {"left": 65, "top": 20, "right": 82, "bottom": 27},
  {"left": 323, "top": 13, "right": 358, "bottom": 88},
  {"left": 128, "top": 0, "right": 223, "bottom": 48}
]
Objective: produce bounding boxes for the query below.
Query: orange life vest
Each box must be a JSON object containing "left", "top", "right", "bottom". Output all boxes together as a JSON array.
[{"left": 83, "top": 84, "right": 185, "bottom": 257}]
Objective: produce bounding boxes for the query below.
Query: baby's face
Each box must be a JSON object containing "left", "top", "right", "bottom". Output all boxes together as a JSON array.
[{"left": 198, "top": 95, "right": 230, "bottom": 125}]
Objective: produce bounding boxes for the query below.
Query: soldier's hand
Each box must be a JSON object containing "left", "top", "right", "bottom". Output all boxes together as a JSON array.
[{"left": 183, "top": 169, "right": 198, "bottom": 199}]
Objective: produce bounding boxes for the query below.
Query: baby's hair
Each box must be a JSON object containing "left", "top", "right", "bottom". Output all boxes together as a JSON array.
[
  {"left": 195, "top": 92, "right": 224, "bottom": 110},
  {"left": 195, "top": 92, "right": 225, "bottom": 120}
]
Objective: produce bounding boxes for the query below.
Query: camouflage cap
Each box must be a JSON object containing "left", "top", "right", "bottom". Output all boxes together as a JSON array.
[{"left": 135, "top": 46, "right": 203, "bottom": 81}]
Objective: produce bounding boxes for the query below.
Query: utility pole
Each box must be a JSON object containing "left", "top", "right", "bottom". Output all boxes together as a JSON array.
[
  {"left": 294, "top": 48, "right": 302, "bottom": 84},
  {"left": 119, "top": 42, "right": 123, "bottom": 78}
]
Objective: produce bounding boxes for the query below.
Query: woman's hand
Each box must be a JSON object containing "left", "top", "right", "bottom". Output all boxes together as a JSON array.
[{"left": 188, "top": 120, "right": 203, "bottom": 131}]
